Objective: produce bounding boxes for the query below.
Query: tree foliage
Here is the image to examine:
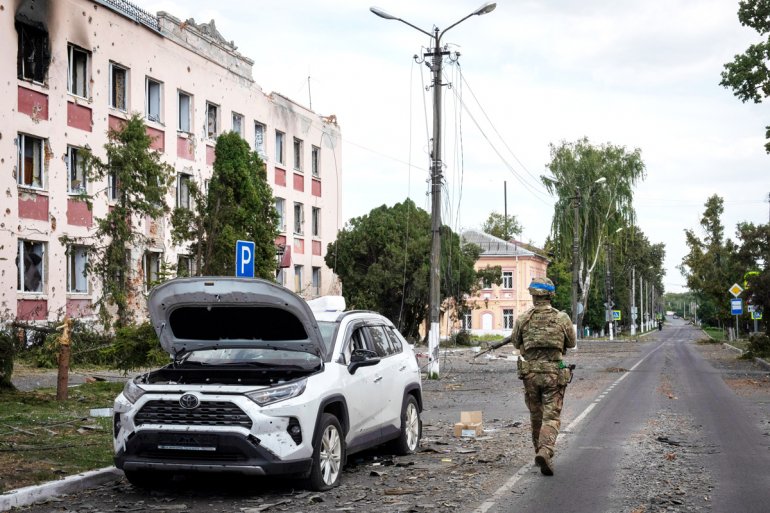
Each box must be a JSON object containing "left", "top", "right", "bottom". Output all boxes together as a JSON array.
[
  {"left": 481, "top": 211, "right": 522, "bottom": 240},
  {"left": 326, "top": 199, "right": 487, "bottom": 341},
  {"left": 735, "top": 221, "right": 770, "bottom": 335},
  {"left": 84, "top": 114, "right": 174, "bottom": 328},
  {"left": 542, "top": 137, "right": 646, "bottom": 333},
  {"left": 171, "top": 132, "right": 278, "bottom": 278},
  {"left": 679, "top": 195, "right": 742, "bottom": 328},
  {"left": 721, "top": 0, "right": 770, "bottom": 152}
]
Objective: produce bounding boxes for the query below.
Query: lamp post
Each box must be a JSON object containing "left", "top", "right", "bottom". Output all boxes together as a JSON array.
[
  {"left": 371, "top": 2, "right": 496, "bottom": 378},
  {"left": 570, "top": 176, "right": 606, "bottom": 338}
]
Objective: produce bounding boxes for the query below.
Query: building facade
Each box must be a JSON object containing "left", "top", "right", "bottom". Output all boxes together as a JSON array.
[
  {"left": 2, "top": 0, "right": 342, "bottom": 323},
  {"left": 458, "top": 230, "right": 549, "bottom": 337}
]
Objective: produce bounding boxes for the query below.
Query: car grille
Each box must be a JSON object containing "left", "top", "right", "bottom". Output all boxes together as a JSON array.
[{"left": 135, "top": 400, "right": 252, "bottom": 428}]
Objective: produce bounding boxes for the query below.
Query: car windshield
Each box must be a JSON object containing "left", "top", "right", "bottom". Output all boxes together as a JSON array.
[
  {"left": 317, "top": 321, "right": 338, "bottom": 355},
  {"left": 183, "top": 347, "right": 322, "bottom": 368}
]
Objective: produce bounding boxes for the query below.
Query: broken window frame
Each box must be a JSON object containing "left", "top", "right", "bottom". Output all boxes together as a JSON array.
[
  {"left": 177, "top": 254, "right": 194, "bottom": 278},
  {"left": 312, "top": 267, "right": 321, "bottom": 296},
  {"left": 294, "top": 264, "right": 304, "bottom": 293},
  {"left": 503, "top": 309, "right": 515, "bottom": 330},
  {"left": 67, "top": 44, "right": 90, "bottom": 98},
  {"left": 17, "top": 239, "right": 45, "bottom": 293},
  {"left": 177, "top": 173, "right": 191, "bottom": 209},
  {"left": 67, "top": 145, "right": 87, "bottom": 194},
  {"left": 107, "top": 169, "right": 120, "bottom": 202},
  {"left": 293, "top": 137, "right": 303, "bottom": 171},
  {"left": 66, "top": 245, "right": 89, "bottom": 294},
  {"left": 16, "top": 22, "right": 49, "bottom": 83},
  {"left": 275, "top": 130, "right": 285, "bottom": 165},
  {"left": 311, "top": 207, "right": 321, "bottom": 237},
  {"left": 178, "top": 90, "right": 192, "bottom": 133},
  {"left": 311, "top": 145, "right": 320, "bottom": 177},
  {"left": 109, "top": 62, "right": 128, "bottom": 111},
  {"left": 143, "top": 251, "right": 163, "bottom": 292},
  {"left": 17, "top": 133, "right": 46, "bottom": 190},
  {"left": 254, "top": 122, "right": 266, "bottom": 156},
  {"left": 206, "top": 102, "right": 219, "bottom": 139},
  {"left": 276, "top": 267, "right": 285, "bottom": 286},
  {"left": 275, "top": 197, "right": 286, "bottom": 232},
  {"left": 293, "top": 202, "right": 304, "bottom": 235},
  {"left": 145, "top": 77, "right": 162, "bottom": 123},
  {"left": 232, "top": 112, "right": 244, "bottom": 137}
]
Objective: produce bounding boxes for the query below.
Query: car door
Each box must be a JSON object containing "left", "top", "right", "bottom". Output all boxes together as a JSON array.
[
  {"left": 338, "top": 324, "right": 385, "bottom": 445},
  {"left": 364, "top": 324, "right": 402, "bottom": 431}
]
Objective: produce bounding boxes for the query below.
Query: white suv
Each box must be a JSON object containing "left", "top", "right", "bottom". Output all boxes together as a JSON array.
[{"left": 112, "top": 277, "right": 422, "bottom": 490}]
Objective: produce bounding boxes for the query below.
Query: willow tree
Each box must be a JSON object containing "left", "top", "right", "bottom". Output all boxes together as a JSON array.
[{"left": 542, "top": 138, "right": 646, "bottom": 334}]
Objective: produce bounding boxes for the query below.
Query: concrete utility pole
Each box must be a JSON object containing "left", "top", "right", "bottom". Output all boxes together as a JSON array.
[
  {"left": 631, "top": 267, "right": 636, "bottom": 336},
  {"left": 371, "top": 3, "right": 496, "bottom": 378},
  {"left": 571, "top": 189, "right": 581, "bottom": 336}
]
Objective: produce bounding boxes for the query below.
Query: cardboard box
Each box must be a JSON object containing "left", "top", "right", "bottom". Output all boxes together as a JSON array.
[{"left": 453, "top": 411, "right": 483, "bottom": 437}]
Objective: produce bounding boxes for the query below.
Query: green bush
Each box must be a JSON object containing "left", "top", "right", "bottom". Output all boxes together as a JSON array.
[
  {"left": 0, "top": 329, "right": 16, "bottom": 389},
  {"left": 746, "top": 333, "right": 770, "bottom": 359},
  {"left": 102, "top": 322, "right": 169, "bottom": 374}
]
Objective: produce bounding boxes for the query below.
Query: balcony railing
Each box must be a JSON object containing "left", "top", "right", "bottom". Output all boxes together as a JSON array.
[{"left": 96, "top": 0, "right": 159, "bottom": 32}]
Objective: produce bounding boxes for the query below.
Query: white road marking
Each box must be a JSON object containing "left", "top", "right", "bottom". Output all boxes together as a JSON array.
[{"left": 472, "top": 341, "right": 668, "bottom": 513}]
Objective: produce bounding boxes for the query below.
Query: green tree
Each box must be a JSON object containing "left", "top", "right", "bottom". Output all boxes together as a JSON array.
[
  {"left": 481, "top": 211, "right": 522, "bottom": 240},
  {"left": 326, "top": 199, "right": 487, "bottom": 341},
  {"left": 721, "top": 0, "right": 770, "bottom": 153},
  {"left": 84, "top": 114, "right": 174, "bottom": 328},
  {"left": 679, "top": 195, "right": 741, "bottom": 328},
  {"left": 735, "top": 221, "right": 770, "bottom": 335},
  {"left": 542, "top": 137, "right": 646, "bottom": 334},
  {"left": 172, "top": 132, "right": 278, "bottom": 278}
]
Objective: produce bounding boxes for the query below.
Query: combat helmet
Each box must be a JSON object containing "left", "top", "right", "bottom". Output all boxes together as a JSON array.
[{"left": 528, "top": 277, "right": 555, "bottom": 297}]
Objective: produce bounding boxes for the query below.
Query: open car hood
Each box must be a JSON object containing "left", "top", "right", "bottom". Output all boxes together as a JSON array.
[{"left": 148, "top": 277, "right": 326, "bottom": 359}]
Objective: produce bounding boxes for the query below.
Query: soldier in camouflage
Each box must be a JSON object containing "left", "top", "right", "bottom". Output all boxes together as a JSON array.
[{"left": 511, "top": 276, "right": 577, "bottom": 476}]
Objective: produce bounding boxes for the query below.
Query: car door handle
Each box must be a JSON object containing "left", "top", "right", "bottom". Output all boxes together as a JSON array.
[
  {"left": 374, "top": 376, "right": 383, "bottom": 383},
  {"left": 399, "top": 365, "right": 407, "bottom": 371}
]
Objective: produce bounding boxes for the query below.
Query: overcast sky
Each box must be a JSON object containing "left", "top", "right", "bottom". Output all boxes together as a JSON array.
[{"left": 136, "top": 0, "right": 769, "bottom": 293}]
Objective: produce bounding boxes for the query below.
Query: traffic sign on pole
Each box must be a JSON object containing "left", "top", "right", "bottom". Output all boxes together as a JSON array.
[
  {"left": 729, "top": 283, "right": 743, "bottom": 297},
  {"left": 612, "top": 310, "right": 622, "bottom": 321},
  {"left": 730, "top": 298, "right": 742, "bottom": 316},
  {"left": 235, "top": 240, "right": 255, "bottom": 278}
]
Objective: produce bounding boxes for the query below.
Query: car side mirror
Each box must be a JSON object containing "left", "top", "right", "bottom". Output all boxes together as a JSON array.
[{"left": 348, "top": 348, "right": 380, "bottom": 374}]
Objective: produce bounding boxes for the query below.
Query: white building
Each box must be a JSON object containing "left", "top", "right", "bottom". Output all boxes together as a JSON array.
[{"left": 2, "top": 0, "right": 342, "bottom": 323}]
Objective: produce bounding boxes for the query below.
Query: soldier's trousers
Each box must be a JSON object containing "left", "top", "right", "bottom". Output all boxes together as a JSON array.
[{"left": 522, "top": 371, "right": 566, "bottom": 457}]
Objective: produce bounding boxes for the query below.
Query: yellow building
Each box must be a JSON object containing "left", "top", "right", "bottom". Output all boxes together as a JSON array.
[{"left": 455, "top": 230, "right": 549, "bottom": 337}]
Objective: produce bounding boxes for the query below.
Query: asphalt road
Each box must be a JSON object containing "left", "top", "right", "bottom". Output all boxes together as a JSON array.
[{"left": 480, "top": 319, "right": 770, "bottom": 513}]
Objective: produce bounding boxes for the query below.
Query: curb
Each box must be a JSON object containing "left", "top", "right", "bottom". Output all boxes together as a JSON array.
[
  {"left": 720, "top": 342, "right": 770, "bottom": 371},
  {"left": 0, "top": 466, "right": 122, "bottom": 511}
]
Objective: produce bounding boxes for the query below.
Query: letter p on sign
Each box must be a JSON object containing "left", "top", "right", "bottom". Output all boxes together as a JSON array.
[{"left": 235, "top": 240, "right": 255, "bottom": 277}]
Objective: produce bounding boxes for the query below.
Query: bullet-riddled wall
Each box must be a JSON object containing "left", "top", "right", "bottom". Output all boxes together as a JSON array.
[{"left": 1, "top": 0, "right": 342, "bottom": 323}]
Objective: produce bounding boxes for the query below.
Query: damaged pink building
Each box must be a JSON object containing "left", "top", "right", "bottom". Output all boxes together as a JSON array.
[{"left": 2, "top": 0, "right": 342, "bottom": 323}]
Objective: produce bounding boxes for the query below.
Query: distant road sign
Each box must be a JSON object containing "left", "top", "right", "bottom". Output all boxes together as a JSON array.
[
  {"left": 612, "top": 310, "right": 622, "bottom": 321},
  {"left": 235, "top": 240, "right": 255, "bottom": 278},
  {"left": 752, "top": 311, "right": 763, "bottom": 320},
  {"left": 729, "top": 283, "right": 743, "bottom": 297},
  {"left": 730, "top": 298, "right": 742, "bottom": 316}
]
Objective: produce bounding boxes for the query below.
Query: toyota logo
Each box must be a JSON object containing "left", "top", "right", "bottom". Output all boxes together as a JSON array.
[{"left": 179, "top": 393, "right": 200, "bottom": 409}]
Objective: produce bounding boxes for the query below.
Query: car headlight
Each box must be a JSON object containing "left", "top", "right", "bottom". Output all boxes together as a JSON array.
[
  {"left": 246, "top": 378, "right": 307, "bottom": 406},
  {"left": 122, "top": 379, "right": 146, "bottom": 404}
]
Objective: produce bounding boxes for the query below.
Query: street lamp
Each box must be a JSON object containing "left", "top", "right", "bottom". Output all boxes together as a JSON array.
[
  {"left": 371, "top": 2, "right": 496, "bottom": 378},
  {"left": 571, "top": 176, "right": 606, "bottom": 338}
]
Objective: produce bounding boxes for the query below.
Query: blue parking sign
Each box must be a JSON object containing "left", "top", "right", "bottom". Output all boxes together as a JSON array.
[
  {"left": 235, "top": 240, "right": 255, "bottom": 277},
  {"left": 730, "top": 298, "right": 742, "bottom": 316}
]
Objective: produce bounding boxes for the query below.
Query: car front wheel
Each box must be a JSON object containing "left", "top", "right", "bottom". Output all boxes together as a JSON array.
[
  {"left": 393, "top": 395, "right": 421, "bottom": 455},
  {"left": 307, "top": 413, "right": 344, "bottom": 491}
]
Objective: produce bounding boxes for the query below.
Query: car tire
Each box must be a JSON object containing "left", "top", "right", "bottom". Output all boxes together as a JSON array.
[
  {"left": 392, "top": 395, "right": 421, "bottom": 455},
  {"left": 307, "top": 413, "right": 344, "bottom": 491}
]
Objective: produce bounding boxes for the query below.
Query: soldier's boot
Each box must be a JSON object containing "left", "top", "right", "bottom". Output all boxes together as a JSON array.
[{"left": 535, "top": 448, "right": 554, "bottom": 476}]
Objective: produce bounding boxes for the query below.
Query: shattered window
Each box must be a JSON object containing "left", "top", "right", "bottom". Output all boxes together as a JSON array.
[
  {"left": 17, "top": 240, "right": 45, "bottom": 293},
  {"left": 177, "top": 255, "right": 194, "bottom": 278},
  {"left": 293, "top": 138, "right": 303, "bottom": 171},
  {"left": 293, "top": 202, "right": 304, "bottom": 235},
  {"left": 110, "top": 62, "right": 128, "bottom": 111},
  {"left": 146, "top": 77, "right": 162, "bottom": 122},
  {"left": 177, "top": 173, "right": 191, "bottom": 209},
  {"left": 178, "top": 91, "right": 191, "bottom": 132},
  {"left": 312, "top": 267, "right": 321, "bottom": 296},
  {"left": 275, "top": 197, "right": 285, "bottom": 231},
  {"left": 16, "top": 22, "right": 49, "bottom": 82},
  {"left": 294, "top": 264, "right": 303, "bottom": 293},
  {"left": 67, "top": 245, "right": 88, "bottom": 293},
  {"left": 107, "top": 169, "right": 120, "bottom": 201},
  {"left": 312, "top": 145, "right": 320, "bottom": 177},
  {"left": 67, "top": 146, "right": 87, "bottom": 194},
  {"left": 206, "top": 102, "right": 219, "bottom": 139},
  {"left": 17, "top": 133, "right": 45, "bottom": 189},
  {"left": 254, "top": 122, "right": 265, "bottom": 155},
  {"left": 312, "top": 207, "right": 320, "bottom": 237},
  {"left": 67, "top": 44, "right": 89, "bottom": 98},
  {"left": 232, "top": 112, "right": 243, "bottom": 137},
  {"left": 144, "top": 251, "right": 163, "bottom": 291},
  {"left": 275, "top": 131, "right": 285, "bottom": 165}
]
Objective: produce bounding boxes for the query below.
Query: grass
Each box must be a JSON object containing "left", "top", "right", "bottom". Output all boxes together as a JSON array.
[
  {"left": 0, "top": 381, "right": 123, "bottom": 493},
  {"left": 702, "top": 327, "right": 726, "bottom": 342}
]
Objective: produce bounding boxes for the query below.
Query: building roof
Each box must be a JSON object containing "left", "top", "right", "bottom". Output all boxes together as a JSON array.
[{"left": 461, "top": 229, "right": 547, "bottom": 259}]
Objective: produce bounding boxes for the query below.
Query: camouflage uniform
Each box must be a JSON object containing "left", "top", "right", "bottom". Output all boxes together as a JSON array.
[{"left": 511, "top": 277, "right": 576, "bottom": 475}]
